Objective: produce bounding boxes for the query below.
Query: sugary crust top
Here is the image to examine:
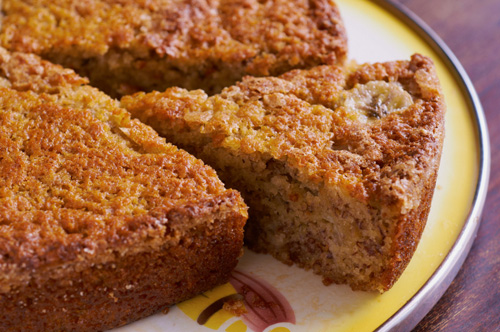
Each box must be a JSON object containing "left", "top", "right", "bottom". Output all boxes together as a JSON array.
[
  {"left": 1, "top": 0, "right": 347, "bottom": 75},
  {"left": 0, "top": 47, "right": 247, "bottom": 291},
  {"left": 123, "top": 54, "right": 445, "bottom": 214}
]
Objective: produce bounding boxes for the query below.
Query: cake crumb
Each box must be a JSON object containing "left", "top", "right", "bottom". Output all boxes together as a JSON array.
[{"left": 223, "top": 298, "right": 247, "bottom": 316}]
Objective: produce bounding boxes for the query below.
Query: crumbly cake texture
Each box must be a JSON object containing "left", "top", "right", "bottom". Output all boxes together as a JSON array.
[
  {"left": 0, "top": 47, "right": 248, "bottom": 331},
  {"left": 122, "top": 54, "right": 446, "bottom": 292},
  {"left": 0, "top": 0, "right": 347, "bottom": 97}
]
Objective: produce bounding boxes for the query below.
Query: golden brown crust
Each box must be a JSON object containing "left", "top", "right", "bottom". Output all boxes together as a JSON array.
[
  {"left": 122, "top": 54, "right": 445, "bottom": 292},
  {"left": 345, "top": 54, "right": 445, "bottom": 290},
  {"left": 1, "top": 0, "right": 347, "bottom": 96},
  {"left": 123, "top": 54, "right": 444, "bottom": 205},
  {"left": 0, "top": 47, "right": 248, "bottom": 330},
  {"left": 1, "top": 203, "right": 244, "bottom": 331}
]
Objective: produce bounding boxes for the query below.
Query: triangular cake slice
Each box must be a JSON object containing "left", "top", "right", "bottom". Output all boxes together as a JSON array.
[
  {"left": 0, "top": 47, "right": 247, "bottom": 331},
  {"left": 1, "top": 0, "right": 347, "bottom": 97},
  {"left": 122, "top": 54, "right": 445, "bottom": 292}
]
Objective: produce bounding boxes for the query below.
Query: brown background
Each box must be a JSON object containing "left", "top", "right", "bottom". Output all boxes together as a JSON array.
[{"left": 391, "top": 0, "right": 500, "bottom": 331}]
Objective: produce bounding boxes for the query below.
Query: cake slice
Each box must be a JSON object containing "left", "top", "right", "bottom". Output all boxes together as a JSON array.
[
  {"left": 0, "top": 47, "right": 247, "bottom": 331},
  {"left": 0, "top": 0, "right": 347, "bottom": 97},
  {"left": 122, "top": 54, "right": 446, "bottom": 292}
]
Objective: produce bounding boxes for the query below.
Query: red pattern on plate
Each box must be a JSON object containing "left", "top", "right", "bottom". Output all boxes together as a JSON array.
[{"left": 229, "top": 270, "right": 295, "bottom": 332}]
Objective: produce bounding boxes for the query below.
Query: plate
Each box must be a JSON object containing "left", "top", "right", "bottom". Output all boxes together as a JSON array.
[{"left": 111, "top": 1, "right": 490, "bottom": 331}]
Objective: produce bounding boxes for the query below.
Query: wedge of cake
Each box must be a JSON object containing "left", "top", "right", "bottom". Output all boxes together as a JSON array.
[
  {"left": 122, "top": 54, "right": 446, "bottom": 292},
  {"left": 0, "top": 47, "right": 248, "bottom": 331},
  {"left": 0, "top": 0, "right": 347, "bottom": 97}
]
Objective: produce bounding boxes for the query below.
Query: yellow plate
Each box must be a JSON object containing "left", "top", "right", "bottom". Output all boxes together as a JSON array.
[{"left": 113, "top": 1, "right": 489, "bottom": 331}]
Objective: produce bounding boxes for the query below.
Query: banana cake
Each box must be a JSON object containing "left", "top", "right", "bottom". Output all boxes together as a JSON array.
[
  {"left": 0, "top": 47, "right": 248, "bottom": 331},
  {"left": 0, "top": 0, "right": 347, "bottom": 97},
  {"left": 122, "top": 54, "right": 446, "bottom": 292}
]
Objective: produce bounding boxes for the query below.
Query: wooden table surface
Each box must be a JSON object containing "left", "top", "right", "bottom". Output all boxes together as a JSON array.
[{"left": 390, "top": 0, "right": 500, "bottom": 331}]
